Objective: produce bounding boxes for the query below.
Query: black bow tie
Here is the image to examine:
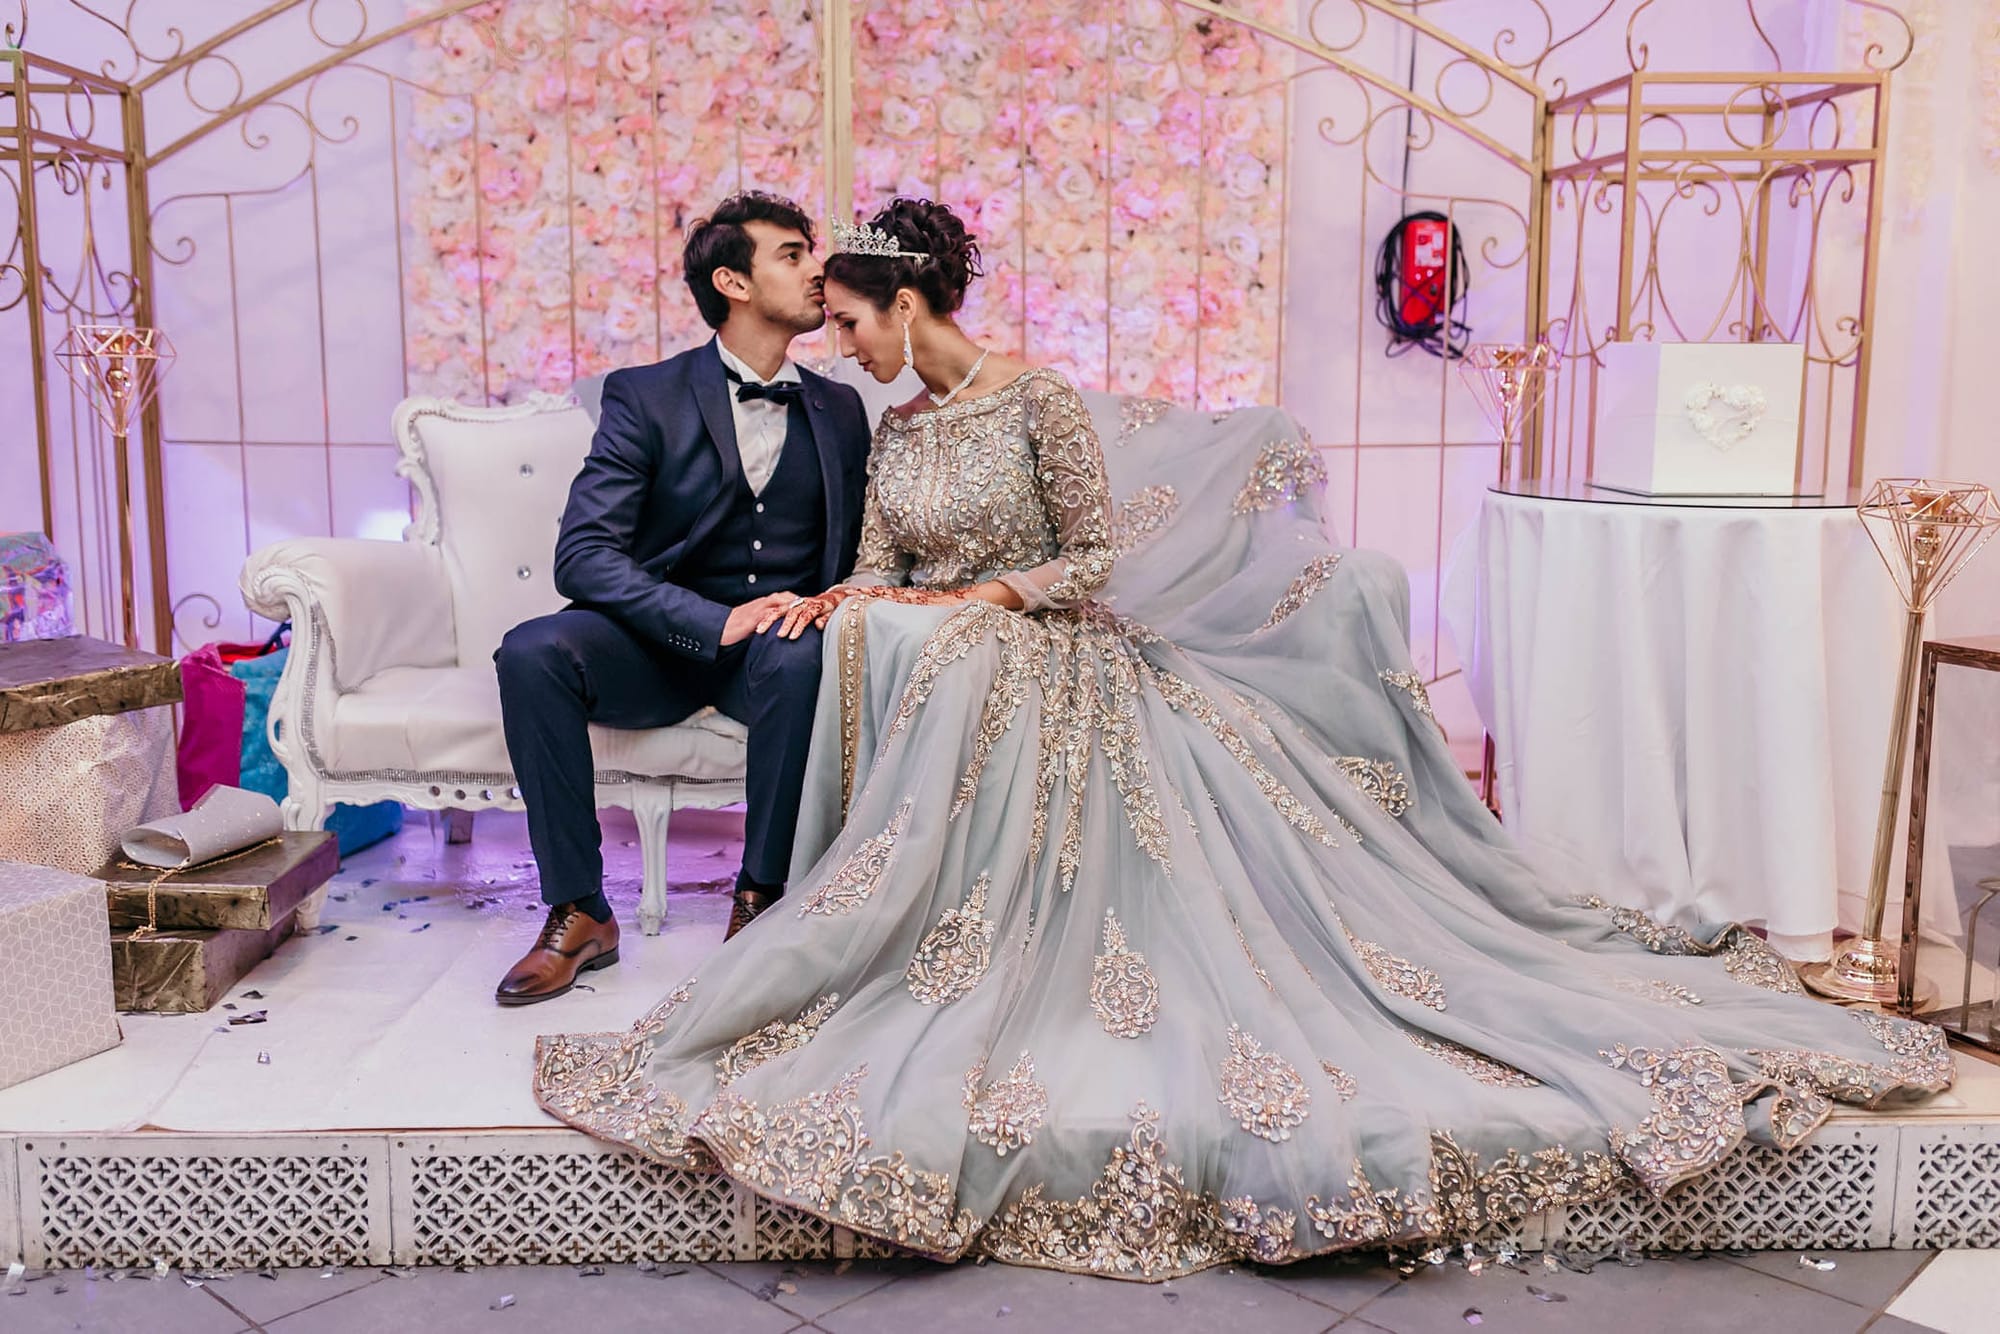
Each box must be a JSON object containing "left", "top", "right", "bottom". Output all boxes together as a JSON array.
[{"left": 724, "top": 368, "right": 804, "bottom": 406}]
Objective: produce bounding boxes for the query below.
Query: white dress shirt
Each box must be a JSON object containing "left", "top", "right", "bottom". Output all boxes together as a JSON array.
[{"left": 714, "top": 339, "right": 802, "bottom": 497}]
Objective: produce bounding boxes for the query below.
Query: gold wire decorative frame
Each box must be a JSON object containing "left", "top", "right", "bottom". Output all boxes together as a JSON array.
[
  {"left": 3, "top": 0, "right": 1911, "bottom": 671},
  {"left": 3, "top": 37, "right": 163, "bottom": 647},
  {"left": 1537, "top": 65, "right": 1896, "bottom": 493}
]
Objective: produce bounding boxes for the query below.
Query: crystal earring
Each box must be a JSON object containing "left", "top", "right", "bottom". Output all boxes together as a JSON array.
[{"left": 902, "top": 320, "right": 914, "bottom": 370}]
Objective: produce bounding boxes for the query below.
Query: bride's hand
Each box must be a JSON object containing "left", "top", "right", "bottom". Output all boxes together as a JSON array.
[{"left": 771, "top": 586, "right": 855, "bottom": 639}]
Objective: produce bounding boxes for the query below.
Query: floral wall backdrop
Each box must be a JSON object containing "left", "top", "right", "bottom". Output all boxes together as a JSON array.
[
  {"left": 848, "top": 0, "right": 1287, "bottom": 407},
  {"left": 401, "top": 0, "right": 1288, "bottom": 409},
  {"left": 404, "top": 0, "right": 825, "bottom": 403}
]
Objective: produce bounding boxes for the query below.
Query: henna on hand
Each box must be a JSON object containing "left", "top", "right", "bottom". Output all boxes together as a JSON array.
[
  {"left": 849, "top": 585, "right": 966, "bottom": 607},
  {"left": 778, "top": 592, "right": 840, "bottom": 638}
]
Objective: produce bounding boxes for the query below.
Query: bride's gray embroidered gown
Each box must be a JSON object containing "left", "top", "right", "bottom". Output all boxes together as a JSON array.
[{"left": 535, "top": 369, "right": 1951, "bottom": 1279}]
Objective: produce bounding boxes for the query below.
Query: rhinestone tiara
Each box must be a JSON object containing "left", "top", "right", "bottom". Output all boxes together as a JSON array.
[{"left": 829, "top": 218, "right": 929, "bottom": 260}]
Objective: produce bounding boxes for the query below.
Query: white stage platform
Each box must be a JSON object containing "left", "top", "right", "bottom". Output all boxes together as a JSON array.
[
  {"left": 0, "top": 808, "right": 740, "bottom": 1138},
  {"left": 4, "top": 810, "right": 2000, "bottom": 1270}
]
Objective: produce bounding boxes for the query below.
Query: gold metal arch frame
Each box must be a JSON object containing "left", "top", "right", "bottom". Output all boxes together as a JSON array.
[{"left": 5, "top": 0, "right": 1909, "bottom": 676}]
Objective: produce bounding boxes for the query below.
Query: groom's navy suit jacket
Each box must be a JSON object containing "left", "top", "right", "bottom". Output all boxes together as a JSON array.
[{"left": 552, "top": 339, "right": 871, "bottom": 665}]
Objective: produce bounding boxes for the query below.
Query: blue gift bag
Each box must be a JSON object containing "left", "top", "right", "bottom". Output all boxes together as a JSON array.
[{"left": 232, "top": 648, "right": 403, "bottom": 856}]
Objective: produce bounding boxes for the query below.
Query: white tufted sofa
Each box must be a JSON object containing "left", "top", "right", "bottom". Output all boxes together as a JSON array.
[{"left": 239, "top": 392, "right": 749, "bottom": 935}]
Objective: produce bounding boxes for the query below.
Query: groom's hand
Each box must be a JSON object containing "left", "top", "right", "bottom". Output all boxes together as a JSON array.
[{"left": 722, "top": 592, "right": 802, "bottom": 647}]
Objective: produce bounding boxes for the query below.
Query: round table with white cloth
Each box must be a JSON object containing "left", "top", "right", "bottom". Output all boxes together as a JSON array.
[{"left": 1442, "top": 480, "right": 1913, "bottom": 961}]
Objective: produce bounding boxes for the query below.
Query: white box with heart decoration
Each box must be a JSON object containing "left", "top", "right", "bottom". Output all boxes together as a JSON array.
[{"left": 1589, "top": 341, "right": 1807, "bottom": 496}]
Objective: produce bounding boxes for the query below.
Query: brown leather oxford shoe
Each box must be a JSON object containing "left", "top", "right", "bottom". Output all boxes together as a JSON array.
[
  {"left": 723, "top": 886, "right": 778, "bottom": 942},
  {"left": 495, "top": 901, "right": 620, "bottom": 1006}
]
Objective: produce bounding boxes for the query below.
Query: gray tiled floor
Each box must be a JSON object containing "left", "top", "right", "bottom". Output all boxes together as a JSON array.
[{"left": 0, "top": 1251, "right": 1957, "bottom": 1334}]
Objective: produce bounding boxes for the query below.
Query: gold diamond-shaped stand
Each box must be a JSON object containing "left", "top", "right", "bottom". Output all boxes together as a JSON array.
[
  {"left": 1857, "top": 478, "right": 2000, "bottom": 612},
  {"left": 55, "top": 324, "right": 177, "bottom": 436},
  {"left": 1458, "top": 341, "right": 1559, "bottom": 484}
]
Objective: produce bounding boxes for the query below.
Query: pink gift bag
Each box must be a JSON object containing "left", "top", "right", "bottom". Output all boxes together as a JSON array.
[{"left": 176, "top": 644, "right": 245, "bottom": 810}]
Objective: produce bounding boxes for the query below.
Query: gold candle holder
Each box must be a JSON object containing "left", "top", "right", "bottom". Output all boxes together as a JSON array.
[
  {"left": 1459, "top": 340, "right": 1560, "bottom": 486},
  {"left": 1460, "top": 341, "right": 1561, "bottom": 812},
  {"left": 54, "top": 325, "right": 176, "bottom": 649},
  {"left": 1801, "top": 479, "right": 2000, "bottom": 1006}
]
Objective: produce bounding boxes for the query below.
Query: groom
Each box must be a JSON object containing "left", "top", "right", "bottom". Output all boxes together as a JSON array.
[{"left": 492, "top": 192, "right": 871, "bottom": 1006}]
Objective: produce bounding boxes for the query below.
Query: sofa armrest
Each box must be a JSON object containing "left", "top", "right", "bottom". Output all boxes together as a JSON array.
[{"left": 241, "top": 537, "right": 457, "bottom": 691}]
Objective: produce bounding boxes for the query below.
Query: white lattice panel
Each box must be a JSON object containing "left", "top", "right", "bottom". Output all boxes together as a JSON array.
[
  {"left": 391, "top": 1134, "right": 754, "bottom": 1265},
  {"left": 755, "top": 1191, "right": 838, "bottom": 1261},
  {"left": 0, "top": 1136, "right": 21, "bottom": 1264},
  {"left": 1549, "top": 1126, "right": 1894, "bottom": 1252},
  {"left": 1475, "top": 1214, "right": 1543, "bottom": 1255},
  {"left": 1895, "top": 1125, "right": 2000, "bottom": 1248},
  {"left": 17, "top": 1135, "right": 388, "bottom": 1269},
  {"left": 4, "top": 1121, "right": 1994, "bottom": 1269},
  {"left": 847, "top": 1232, "right": 911, "bottom": 1260}
]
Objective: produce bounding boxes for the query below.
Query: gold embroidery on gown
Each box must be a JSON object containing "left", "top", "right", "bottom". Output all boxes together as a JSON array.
[
  {"left": 1745, "top": 1016, "right": 1951, "bottom": 1147},
  {"left": 1027, "top": 619, "right": 1087, "bottom": 875},
  {"left": 1344, "top": 925, "right": 1448, "bottom": 1011},
  {"left": 1599, "top": 1044, "right": 1746, "bottom": 1193},
  {"left": 1233, "top": 439, "right": 1328, "bottom": 514},
  {"left": 1091, "top": 909, "right": 1160, "bottom": 1038},
  {"left": 1090, "top": 638, "right": 1176, "bottom": 873},
  {"left": 796, "top": 801, "right": 911, "bottom": 918},
  {"left": 534, "top": 980, "right": 702, "bottom": 1165},
  {"left": 1217, "top": 1025, "right": 1313, "bottom": 1142},
  {"left": 1320, "top": 1060, "right": 1358, "bottom": 1101},
  {"left": 952, "top": 620, "right": 1039, "bottom": 819},
  {"left": 836, "top": 603, "right": 869, "bottom": 818},
  {"left": 905, "top": 873, "right": 996, "bottom": 1005},
  {"left": 1378, "top": 670, "right": 1437, "bottom": 721},
  {"left": 1335, "top": 756, "right": 1413, "bottom": 818},
  {"left": 853, "top": 369, "right": 1116, "bottom": 610},
  {"left": 881, "top": 605, "right": 1001, "bottom": 754},
  {"left": 1612, "top": 975, "right": 1704, "bottom": 1007},
  {"left": 1229, "top": 914, "right": 1275, "bottom": 992},
  {"left": 978, "top": 1102, "right": 1294, "bottom": 1276},
  {"left": 1579, "top": 895, "right": 1808, "bottom": 996},
  {"left": 715, "top": 993, "right": 841, "bottom": 1087},
  {"left": 1152, "top": 664, "right": 1339, "bottom": 848},
  {"left": 1258, "top": 552, "right": 1342, "bottom": 631},
  {"left": 1408, "top": 1031, "right": 1542, "bottom": 1088},
  {"left": 697, "top": 1065, "right": 979, "bottom": 1254},
  {"left": 1227, "top": 691, "right": 1279, "bottom": 748},
  {"left": 1856, "top": 1010, "right": 1953, "bottom": 1085},
  {"left": 1117, "top": 396, "right": 1174, "bottom": 442},
  {"left": 966, "top": 1052, "right": 1050, "bottom": 1156},
  {"left": 1112, "top": 484, "right": 1179, "bottom": 556}
]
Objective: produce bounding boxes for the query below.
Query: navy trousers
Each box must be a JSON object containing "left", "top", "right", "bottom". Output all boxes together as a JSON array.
[{"left": 495, "top": 609, "right": 824, "bottom": 905}]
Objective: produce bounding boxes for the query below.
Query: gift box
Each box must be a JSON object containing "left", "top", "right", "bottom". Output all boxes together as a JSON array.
[
  {"left": 0, "top": 860, "right": 122, "bottom": 1090},
  {"left": 110, "top": 913, "right": 297, "bottom": 1013},
  {"left": 1590, "top": 341, "right": 1807, "bottom": 496},
  {"left": 97, "top": 831, "right": 336, "bottom": 932},
  {"left": 0, "top": 636, "right": 183, "bottom": 874},
  {"left": 1, "top": 533, "right": 75, "bottom": 643},
  {"left": 0, "top": 635, "right": 183, "bottom": 733},
  {"left": 0, "top": 710, "right": 181, "bottom": 874}
]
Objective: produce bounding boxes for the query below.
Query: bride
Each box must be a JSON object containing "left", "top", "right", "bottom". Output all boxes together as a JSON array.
[{"left": 534, "top": 198, "right": 1951, "bottom": 1279}]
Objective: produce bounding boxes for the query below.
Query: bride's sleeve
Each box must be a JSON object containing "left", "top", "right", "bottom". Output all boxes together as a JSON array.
[
  {"left": 995, "top": 373, "right": 1116, "bottom": 612},
  {"left": 843, "top": 429, "right": 912, "bottom": 589}
]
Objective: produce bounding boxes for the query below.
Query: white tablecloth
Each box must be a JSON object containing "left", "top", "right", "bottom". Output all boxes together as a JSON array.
[{"left": 1443, "top": 488, "right": 1907, "bottom": 960}]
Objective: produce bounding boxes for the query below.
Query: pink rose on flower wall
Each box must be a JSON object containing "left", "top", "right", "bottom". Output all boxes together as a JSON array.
[{"left": 606, "top": 36, "right": 652, "bottom": 83}]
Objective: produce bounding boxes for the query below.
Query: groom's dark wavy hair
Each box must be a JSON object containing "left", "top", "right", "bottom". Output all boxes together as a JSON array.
[
  {"left": 683, "top": 192, "right": 817, "bottom": 330},
  {"left": 824, "top": 198, "right": 983, "bottom": 316}
]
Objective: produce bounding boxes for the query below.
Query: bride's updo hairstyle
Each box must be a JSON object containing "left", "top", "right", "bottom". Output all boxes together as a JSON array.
[{"left": 824, "top": 197, "right": 984, "bottom": 316}]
